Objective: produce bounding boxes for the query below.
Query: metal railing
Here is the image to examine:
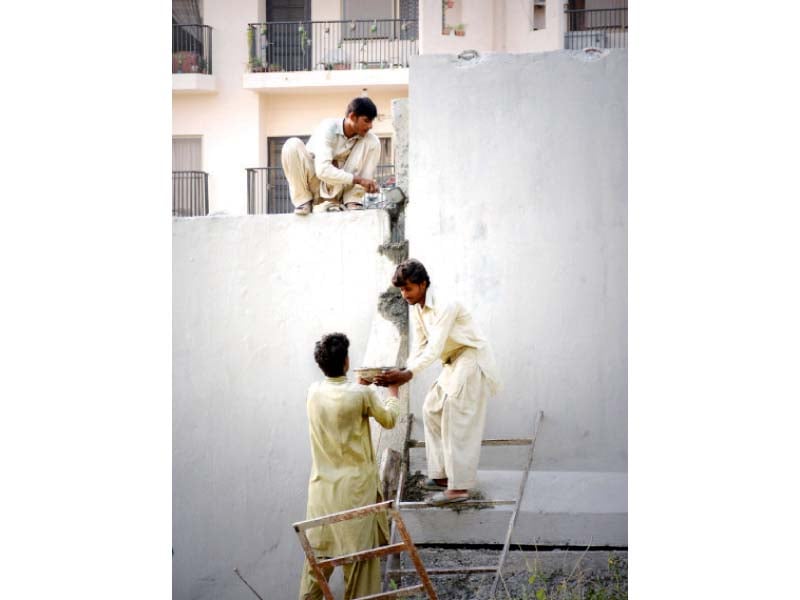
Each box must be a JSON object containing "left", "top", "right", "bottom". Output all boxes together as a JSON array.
[
  {"left": 246, "top": 20, "right": 418, "bottom": 73},
  {"left": 564, "top": 7, "right": 627, "bottom": 49},
  {"left": 173, "top": 171, "right": 209, "bottom": 217},
  {"left": 247, "top": 165, "right": 395, "bottom": 215},
  {"left": 172, "top": 24, "right": 213, "bottom": 74}
]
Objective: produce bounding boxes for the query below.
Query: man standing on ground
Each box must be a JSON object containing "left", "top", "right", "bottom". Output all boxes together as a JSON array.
[
  {"left": 299, "top": 332, "right": 399, "bottom": 600},
  {"left": 282, "top": 97, "right": 381, "bottom": 216},
  {"left": 374, "top": 259, "right": 501, "bottom": 505}
]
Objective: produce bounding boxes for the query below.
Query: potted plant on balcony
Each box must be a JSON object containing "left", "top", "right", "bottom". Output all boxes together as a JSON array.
[
  {"left": 441, "top": 24, "right": 453, "bottom": 35},
  {"left": 454, "top": 23, "right": 466, "bottom": 36},
  {"left": 173, "top": 51, "right": 199, "bottom": 73},
  {"left": 249, "top": 57, "right": 266, "bottom": 72}
]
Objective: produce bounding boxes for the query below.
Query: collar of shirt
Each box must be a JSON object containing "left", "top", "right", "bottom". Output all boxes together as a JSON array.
[
  {"left": 325, "top": 375, "right": 347, "bottom": 383},
  {"left": 421, "top": 287, "right": 438, "bottom": 314},
  {"left": 336, "top": 118, "right": 362, "bottom": 145}
]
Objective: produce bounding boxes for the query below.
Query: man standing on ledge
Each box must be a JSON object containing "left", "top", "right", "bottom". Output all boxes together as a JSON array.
[
  {"left": 281, "top": 97, "right": 381, "bottom": 216},
  {"left": 374, "top": 259, "right": 501, "bottom": 505}
]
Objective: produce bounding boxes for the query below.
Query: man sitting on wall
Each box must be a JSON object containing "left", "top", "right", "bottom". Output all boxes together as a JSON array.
[
  {"left": 299, "top": 332, "right": 399, "bottom": 600},
  {"left": 282, "top": 97, "right": 381, "bottom": 216},
  {"left": 374, "top": 259, "right": 501, "bottom": 505}
]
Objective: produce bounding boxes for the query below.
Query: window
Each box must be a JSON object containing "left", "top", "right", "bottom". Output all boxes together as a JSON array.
[
  {"left": 533, "top": 0, "right": 546, "bottom": 31},
  {"left": 342, "top": 0, "right": 394, "bottom": 21},
  {"left": 173, "top": 137, "right": 202, "bottom": 171}
]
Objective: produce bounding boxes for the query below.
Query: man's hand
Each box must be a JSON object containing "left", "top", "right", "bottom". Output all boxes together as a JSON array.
[
  {"left": 353, "top": 176, "right": 378, "bottom": 194},
  {"left": 374, "top": 369, "right": 413, "bottom": 387},
  {"left": 358, "top": 377, "right": 371, "bottom": 385}
]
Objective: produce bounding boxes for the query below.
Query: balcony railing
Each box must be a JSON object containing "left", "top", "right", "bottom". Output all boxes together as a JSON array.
[
  {"left": 247, "top": 165, "right": 395, "bottom": 215},
  {"left": 172, "top": 24, "right": 213, "bottom": 74},
  {"left": 173, "top": 171, "right": 209, "bottom": 217},
  {"left": 246, "top": 20, "right": 418, "bottom": 73},
  {"left": 564, "top": 8, "right": 627, "bottom": 49}
]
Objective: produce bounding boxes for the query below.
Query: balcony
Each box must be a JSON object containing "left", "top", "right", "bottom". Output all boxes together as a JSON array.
[
  {"left": 243, "top": 20, "right": 417, "bottom": 93},
  {"left": 247, "top": 165, "right": 395, "bottom": 215},
  {"left": 173, "top": 171, "right": 209, "bottom": 217},
  {"left": 564, "top": 7, "right": 627, "bottom": 50},
  {"left": 172, "top": 24, "right": 217, "bottom": 93}
]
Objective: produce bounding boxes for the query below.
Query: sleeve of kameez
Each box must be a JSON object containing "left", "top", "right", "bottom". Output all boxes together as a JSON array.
[
  {"left": 406, "top": 306, "right": 426, "bottom": 369},
  {"left": 364, "top": 387, "right": 399, "bottom": 430},
  {"left": 312, "top": 121, "right": 355, "bottom": 186},
  {"left": 406, "top": 301, "right": 461, "bottom": 376}
]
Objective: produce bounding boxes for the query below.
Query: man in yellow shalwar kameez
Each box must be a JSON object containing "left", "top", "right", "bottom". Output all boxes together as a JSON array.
[{"left": 299, "top": 332, "right": 400, "bottom": 600}]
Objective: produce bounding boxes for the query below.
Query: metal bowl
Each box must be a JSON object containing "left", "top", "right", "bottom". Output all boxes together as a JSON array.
[{"left": 353, "top": 367, "right": 393, "bottom": 383}]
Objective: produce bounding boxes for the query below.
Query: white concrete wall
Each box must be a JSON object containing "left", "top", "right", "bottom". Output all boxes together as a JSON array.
[
  {"left": 407, "top": 51, "right": 627, "bottom": 474},
  {"left": 173, "top": 211, "right": 395, "bottom": 600}
]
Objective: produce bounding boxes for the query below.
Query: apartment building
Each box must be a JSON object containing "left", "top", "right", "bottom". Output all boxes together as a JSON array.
[{"left": 172, "top": 0, "right": 627, "bottom": 216}]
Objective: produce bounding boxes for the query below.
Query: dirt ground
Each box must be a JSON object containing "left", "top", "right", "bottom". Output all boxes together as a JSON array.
[{"left": 388, "top": 547, "right": 628, "bottom": 600}]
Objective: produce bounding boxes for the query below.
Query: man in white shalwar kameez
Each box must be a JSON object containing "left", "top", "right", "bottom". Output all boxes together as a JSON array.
[
  {"left": 281, "top": 97, "right": 381, "bottom": 215},
  {"left": 299, "top": 332, "right": 399, "bottom": 599},
  {"left": 375, "top": 259, "right": 501, "bottom": 505}
]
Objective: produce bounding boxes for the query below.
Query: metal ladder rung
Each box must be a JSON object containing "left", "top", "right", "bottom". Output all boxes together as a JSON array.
[
  {"left": 388, "top": 566, "right": 498, "bottom": 575},
  {"left": 317, "top": 542, "right": 407, "bottom": 569},
  {"left": 407, "top": 438, "right": 533, "bottom": 448},
  {"left": 398, "top": 500, "right": 516, "bottom": 509},
  {"left": 355, "top": 584, "right": 425, "bottom": 600}
]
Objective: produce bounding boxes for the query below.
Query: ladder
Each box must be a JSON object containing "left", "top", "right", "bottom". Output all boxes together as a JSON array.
[
  {"left": 384, "top": 410, "right": 544, "bottom": 599},
  {"left": 293, "top": 499, "right": 439, "bottom": 600}
]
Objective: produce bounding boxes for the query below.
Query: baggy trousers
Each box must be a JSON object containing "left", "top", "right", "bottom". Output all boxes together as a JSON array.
[
  {"left": 422, "top": 348, "right": 489, "bottom": 490},
  {"left": 280, "top": 137, "right": 379, "bottom": 208},
  {"left": 298, "top": 555, "right": 381, "bottom": 600}
]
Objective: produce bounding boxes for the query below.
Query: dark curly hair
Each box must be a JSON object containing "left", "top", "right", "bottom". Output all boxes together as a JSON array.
[
  {"left": 314, "top": 332, "right": 349, "bottom": 377},
  {"left": 391, "top": 258, "right": 431, "bottom": 288}
]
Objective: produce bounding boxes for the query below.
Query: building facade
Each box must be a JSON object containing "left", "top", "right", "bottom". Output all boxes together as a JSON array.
[{"left": 172, "top": 0, "right": 627, "bottom": 215}]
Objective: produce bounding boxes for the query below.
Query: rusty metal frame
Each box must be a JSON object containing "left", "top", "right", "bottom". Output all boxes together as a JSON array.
[
  {"left": 293, "top": 494, "right": 437, "bottom": 600},
  {"left": 385, "top": 410, "right": 545, "bottom": 600}
]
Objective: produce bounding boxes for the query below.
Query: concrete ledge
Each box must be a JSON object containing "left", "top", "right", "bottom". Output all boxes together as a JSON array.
[
  {"left": 243, "top": 68, "right": 408, "bottom": 94},
  {"left": 401, "top": 470, "right": 627, "bottom": 547},
  {"left": 172, "top": 73, "right": 217, "bottom": 93}
]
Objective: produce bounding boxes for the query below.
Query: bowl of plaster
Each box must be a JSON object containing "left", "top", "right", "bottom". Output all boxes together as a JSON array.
[{"left": 354, "top": 367, "right": 393, "bottom": 383}]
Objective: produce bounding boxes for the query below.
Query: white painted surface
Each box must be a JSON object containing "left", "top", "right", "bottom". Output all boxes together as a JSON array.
[
  {"left": 406, "top": 51, "right": 627, "bottom": 486},
  {"left": 172, "top": 74, "right": 218, "bottom": 94},
  {"left": 420, "top": 0, "right": 569, "bottom": 55},
  {"left": 244, "top": 68, "right": 409, "bottom": 92},
  {"left": 402, "top": 470, "right": 628, "bottom": 546},
  {"left": 173, "top": 211, "right": 394, "bottom": 600}
]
